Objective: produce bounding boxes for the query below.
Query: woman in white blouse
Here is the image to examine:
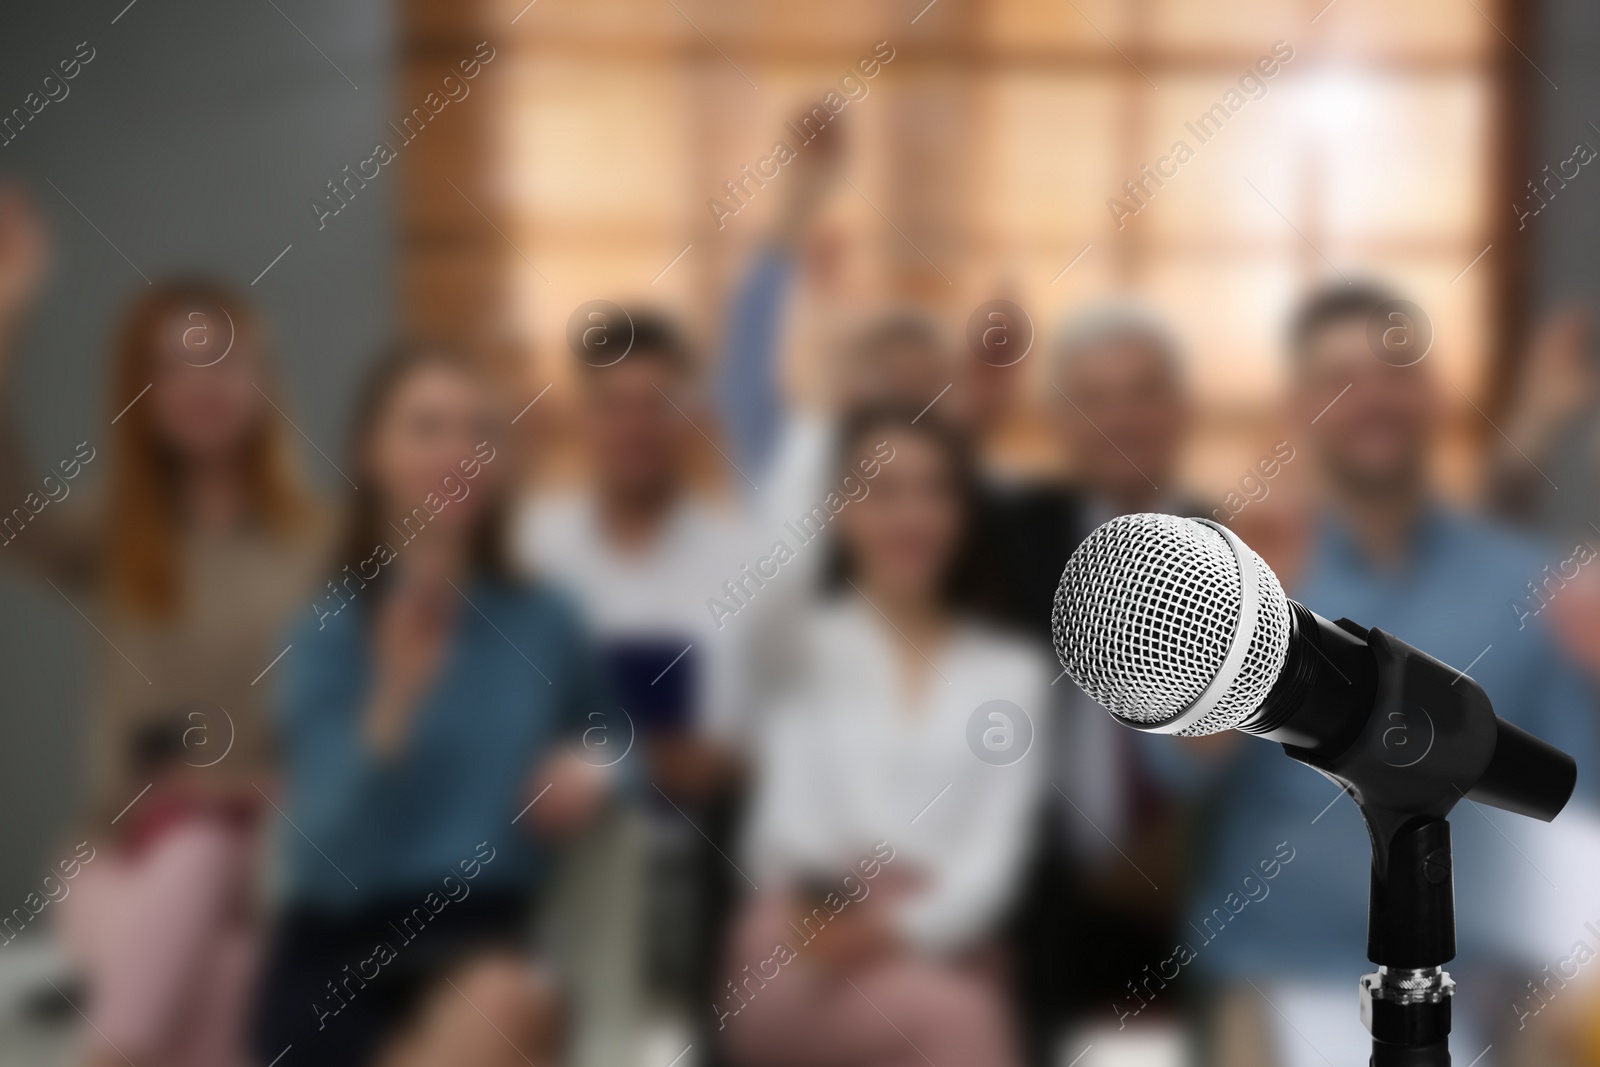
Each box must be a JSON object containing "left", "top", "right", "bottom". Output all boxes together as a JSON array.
[{"left": 721, "top": 407, "right": 1049, "bottom": 1067}]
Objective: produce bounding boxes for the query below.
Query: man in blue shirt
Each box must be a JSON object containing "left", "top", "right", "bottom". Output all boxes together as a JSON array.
[{"left": 1157, "top": 283, "right": 1598, "bottom": 1066}]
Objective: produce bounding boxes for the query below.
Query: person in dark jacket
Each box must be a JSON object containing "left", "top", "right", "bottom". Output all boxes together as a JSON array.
[{"left": 995, "top": 303, "right": 1206, "bottom": 1065}]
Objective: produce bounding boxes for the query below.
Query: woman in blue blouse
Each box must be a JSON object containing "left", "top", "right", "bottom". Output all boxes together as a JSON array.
[{"left": 252, "top": 344, "right": 614, "bottom": 1067}]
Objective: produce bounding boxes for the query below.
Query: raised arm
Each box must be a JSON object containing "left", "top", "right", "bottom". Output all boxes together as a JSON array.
[
  {"left": 1486, "top": 306, "right": 1595, "bottom": 524},
  {"left": 0, "top": 183, "right": 97, "bottom": 587},
  {"left": 715, "top": 249, "right": 795, "bottom": 479},
  {"left": 714, "top": 115, "right": 843, "bottom": 480}
]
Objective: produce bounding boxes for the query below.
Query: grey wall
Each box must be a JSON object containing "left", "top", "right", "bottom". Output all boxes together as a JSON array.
[
  {"left": 1527, "top": 0, "right": 1600, "bottom": 534},
  {"left": 0, "top": 0, "right": 394, "bottom": 906},
  {"left": 1532, "top": 1, "right": 1600, "bottom": 307}
]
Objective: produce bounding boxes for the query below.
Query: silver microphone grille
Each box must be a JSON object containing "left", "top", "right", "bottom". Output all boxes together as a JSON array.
[{"left": 1050, "top": 513, "right": 1293, "bottom": 736}]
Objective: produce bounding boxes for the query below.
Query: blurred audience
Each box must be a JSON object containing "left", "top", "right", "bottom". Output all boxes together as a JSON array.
[
  {"left": 0, "top": 184, "right": 326, "bottom": 1067},
  {"left": 250, "top": 344, "right": 615, "bottom": 1067},
  {"left": 720, "top": 408, "right": 1048, "bottom": 1067},
  {"left": 7, "top": 100, "right": 1600, "bottom": 1066}
]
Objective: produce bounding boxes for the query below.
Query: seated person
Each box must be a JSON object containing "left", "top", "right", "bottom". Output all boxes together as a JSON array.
[
  {"left": 251, "top": 343, "right": 617, "bottom": 1067},
  {"left": 1167, "top": 283, "right": 1600, "bottom": 1067},
  {"left": 722, "top": 408, "right": 1049, "bottom": 1067},
  {"left": 516, "top": 313, "right": 753, "bottom": 1029}
]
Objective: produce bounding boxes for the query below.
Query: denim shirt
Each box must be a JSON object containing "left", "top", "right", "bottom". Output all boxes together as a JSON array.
[{"left": 271, "top": 578, "right": 610, "bottom": 911}]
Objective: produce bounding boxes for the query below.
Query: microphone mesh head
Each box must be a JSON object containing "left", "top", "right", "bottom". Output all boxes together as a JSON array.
[{"left": 1051, "top": 513, "right": 1292, "bottom": 735}]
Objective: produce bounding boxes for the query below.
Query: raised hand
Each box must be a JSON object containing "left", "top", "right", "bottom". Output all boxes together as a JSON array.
[
  {"left": 774, "top": 112, "right": 844, "bottom": 244},
  {"left": 1507, "top": 305, "right": 1595, "bottom": 453},
  {"left": 521, "top": 749, "right": 611, "bottom": 840},
  {"left": 363, "top": 570, "right": 456, "bottom": 755},
  {"left": 0, "top": 183, "right": 50, "bottom": 340}
]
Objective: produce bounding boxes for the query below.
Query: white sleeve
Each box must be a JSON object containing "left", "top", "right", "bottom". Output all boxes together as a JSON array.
[
  {"left": 694, "top": 519, "right": 759, "bottom": 750},
  {"left": 510, "top": 494, "right": 543, "bottom": 577}
]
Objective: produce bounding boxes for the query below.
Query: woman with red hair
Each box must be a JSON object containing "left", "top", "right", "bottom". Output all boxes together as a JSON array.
[{"left": 0, "top": 185, "right": 327, "bottom": 1067}]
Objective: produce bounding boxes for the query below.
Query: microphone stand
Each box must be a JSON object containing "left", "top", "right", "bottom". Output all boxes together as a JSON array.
[{"left": 1358, "top": 808, "right": 1454, "bottom": 1066}]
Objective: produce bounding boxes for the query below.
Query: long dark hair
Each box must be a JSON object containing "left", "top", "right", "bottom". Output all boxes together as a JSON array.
[
  {"left": 820, "top": 405, "right": 1004, "bottom": 620},
  {"left": 333, "top": 341, "right": 513, "bottom": 611}
]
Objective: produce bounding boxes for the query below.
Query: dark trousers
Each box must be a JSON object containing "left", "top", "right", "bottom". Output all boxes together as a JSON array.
[{"left": 251, "top": 890, "right": 530, "bottom": 1067}]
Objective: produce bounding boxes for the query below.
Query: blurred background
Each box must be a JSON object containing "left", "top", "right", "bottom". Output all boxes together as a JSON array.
[{"left": 4, "top": 1, "right": 1600, "bottom": 1065}]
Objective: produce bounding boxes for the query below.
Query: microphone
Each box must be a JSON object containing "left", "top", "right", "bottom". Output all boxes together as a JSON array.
[
  {"left": 1051, "top": 512, "right": 1576, "bottom": 823},
  {"left": 1053, "top": 511, "right": 1580, "bottom": 1064}
]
